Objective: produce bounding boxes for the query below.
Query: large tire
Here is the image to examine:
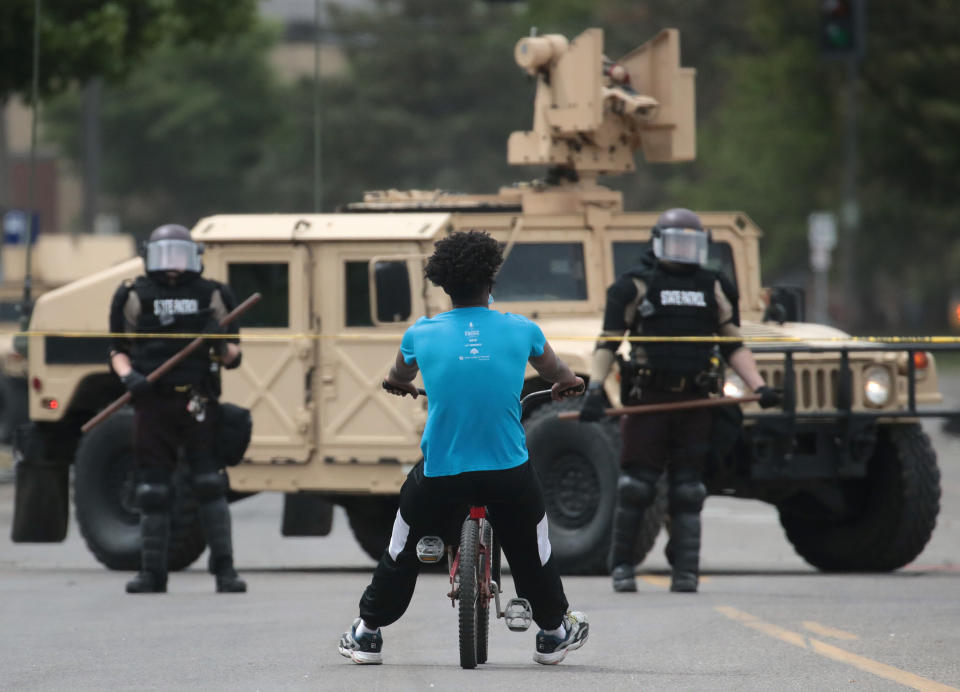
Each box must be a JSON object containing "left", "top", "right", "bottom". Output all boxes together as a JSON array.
[
  {"left": 458, "top": 519, "right": 479, "bottom": 670},
  {"left": 342, "top": 496, "right": 400, "bottom": 562},
  {"left": 74, "top": 408, "right": 206, "bottom": 571},
  {"left": 778, "top": 423, "right": 940, "bottom": 571},
  {"left": 524, "top": 399, "right": 666, "bottom": 575}
]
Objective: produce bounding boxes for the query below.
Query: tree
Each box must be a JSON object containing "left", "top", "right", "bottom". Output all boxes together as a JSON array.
[
  {"left": 0, "top": 0, "right": 258, "bottom": 101},
  {"left": 308, "top": 0, "right": 533, "bottom": 210},
  {"left": 43, "top": 25, "right": 288, "bottom": 234}
]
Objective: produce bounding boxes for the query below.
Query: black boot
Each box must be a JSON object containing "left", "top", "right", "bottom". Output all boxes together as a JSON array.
[
  {"left": 199, "top": 497, "right": 247, "bottom": 593},
  {"left": 667, "top": 470, "right": 706, "bottom": 593},
  {"left": 611, "top": 564, "right": 637, "bottom": 592},
  {"left": 126, "top": 511, "right": 169, "bottom": 594},
  {"left": 212, "top": 555, "right": 247, "bottom": 593},
  {"left": 608, "top": 469, "right": 660, "bottom": 592}
]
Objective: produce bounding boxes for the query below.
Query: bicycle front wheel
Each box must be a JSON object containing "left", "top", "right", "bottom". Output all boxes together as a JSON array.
[{"left": 458, "top": 518, "right": 480, "bottom": 669}]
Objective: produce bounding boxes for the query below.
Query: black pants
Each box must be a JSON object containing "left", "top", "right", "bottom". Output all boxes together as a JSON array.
[
  {"left": 359, "top": 460, "right": 569, "bottom": 630},
  {"left": 132, "top": 391, "right": 219, "bottom": 479},
  {"left": 620, "top": 390, "right": 712, "bottom": 474}
]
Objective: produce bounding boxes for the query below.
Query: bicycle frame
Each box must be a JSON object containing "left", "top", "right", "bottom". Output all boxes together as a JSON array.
[{"left": 448, "top": 507, "right": 499, "bottom": 609}]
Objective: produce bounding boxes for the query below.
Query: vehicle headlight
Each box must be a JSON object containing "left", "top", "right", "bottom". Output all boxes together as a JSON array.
[
  {"left": 863, "top": 366, "right": 892, "bottom": 407},
  {"left": 723, "top": 372, "right": 746, "bottom": 398}
]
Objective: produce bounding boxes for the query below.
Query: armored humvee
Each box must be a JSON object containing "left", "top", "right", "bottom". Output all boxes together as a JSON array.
[
  {"left": 11, "top": 28, "right": 946, "bottom": 575},
  {"left": 0, "top": 233, "right": 134, "bottom": 442}
]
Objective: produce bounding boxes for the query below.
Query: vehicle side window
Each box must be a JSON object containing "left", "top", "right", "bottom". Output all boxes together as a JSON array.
[
  {"left": 495, "top": 242, "right": 588, "bottom": 301},
  {"left": 227, "top": 262, "right": 289, "bottom": 328},
  {"left": 345, "top": 261, "right": 374, "bottom": 326},
  {"left": 345, "top": 260, "right": 413, "bottom": 326}
]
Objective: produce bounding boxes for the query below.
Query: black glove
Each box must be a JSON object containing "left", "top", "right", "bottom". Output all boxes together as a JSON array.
[
  {"left": 755, "top": 385, "right": 782, "bottom": 409},
  {"left": 223, "top": 350, "right": 242, "bottom": 370},
  {"left": 579, "top": 385, "right": 606, "bottom": 422},
  {"left": 121, "top": 370, "right": 152, "bottom": 401}
]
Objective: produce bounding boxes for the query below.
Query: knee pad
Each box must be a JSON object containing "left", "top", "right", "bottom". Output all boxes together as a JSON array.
[
  {"left": 136, "top": 483, "right": 172, "bottom": 512},
  {"left": 669, "top": 480, "right": 707, "bottom": 513},
  {"left": 617, "top": 473, "right": 658, "bottom": 508},
  {"left": 193, "top": 471, "right": 228, "bottom": 502}
]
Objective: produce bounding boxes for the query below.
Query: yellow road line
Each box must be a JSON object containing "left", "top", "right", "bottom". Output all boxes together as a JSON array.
[
  {"left": 803, "top": 620, "right": 859, "bottom": 641},
  {"left": 717, "top": 606, "right": 958, "bottom": 692},
  {"left": 639, "top": 574, "right": 711, "bottom": 588},
  {"left": 639, "top": 575, "right": 671, "bottom": 588}
]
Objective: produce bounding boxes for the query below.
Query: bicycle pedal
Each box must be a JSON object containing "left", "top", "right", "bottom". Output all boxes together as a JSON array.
[
  {"left": 504, "top": 598, "right": 533, "bottom": 632},
  {"left": 415, "top": 535, "right": 445, "bottom": 564}
]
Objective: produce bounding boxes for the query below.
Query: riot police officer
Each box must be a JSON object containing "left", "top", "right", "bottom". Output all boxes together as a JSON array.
[
  {"left": 108, "top": 224, "right": 246, "bottom": 594},
  {"left": 580, "top": 208, "right": 781, "bottom": 593}
]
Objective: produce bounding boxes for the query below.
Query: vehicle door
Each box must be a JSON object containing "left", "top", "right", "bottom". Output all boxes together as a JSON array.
[
  {"left": 207, "top": 244, "right": 316, "bottom": 463},
  {"left": 317, "top": 242, "right": 426, "bottom": 462}
]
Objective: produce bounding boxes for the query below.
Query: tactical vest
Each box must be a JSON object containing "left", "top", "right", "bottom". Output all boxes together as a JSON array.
[
  {"left": 129, "top": 275, "right": 218, "bottom": 386},
  {"left": 630, "top": 264, "right": 719, "bottom": 374}
]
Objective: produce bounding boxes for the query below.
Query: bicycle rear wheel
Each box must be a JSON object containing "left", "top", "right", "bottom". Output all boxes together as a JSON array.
[
  {"left": 477, "top": 519, "right": 493, "bottom": 664},
  {"left": 458, "top": 518, "right": 480, "bottom": 669}
]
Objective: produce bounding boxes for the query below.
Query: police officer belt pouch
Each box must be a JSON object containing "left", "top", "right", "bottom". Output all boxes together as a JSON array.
[
  {"left": 619, "top": 360, "right": 642, "bottom": 405},
  {"left": 646, "top": 370, "right": 713, "bottom": 394},
  {"left": 217, "top": 403, "right": 252, "bottom": 467}
]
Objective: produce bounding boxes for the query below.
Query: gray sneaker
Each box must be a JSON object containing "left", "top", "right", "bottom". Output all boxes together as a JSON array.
[
  {"left": 533, "top": 611, "right": 589, "bottom": 665},
  {"left": 338, "top": 618, "right": 383, "bottom": 664}
]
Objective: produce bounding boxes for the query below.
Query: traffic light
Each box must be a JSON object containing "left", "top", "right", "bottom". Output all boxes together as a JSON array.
[{"left": 819, "top": 0, "right": 865, "bottom": 58}]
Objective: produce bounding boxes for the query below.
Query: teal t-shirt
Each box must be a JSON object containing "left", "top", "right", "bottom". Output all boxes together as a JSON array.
[{"left": 400, "top": 307, "right": 546, "bottom": 477}]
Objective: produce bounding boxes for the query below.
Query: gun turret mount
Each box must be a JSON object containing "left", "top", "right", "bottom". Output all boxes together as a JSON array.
[{"left": 508, "top": 28, "right": 696, "bottom": 176}]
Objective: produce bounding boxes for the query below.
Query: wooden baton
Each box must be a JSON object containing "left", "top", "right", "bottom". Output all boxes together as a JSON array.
[
  {"left": 556, "top": 394, "right": 763, "bottom": 420},
  {"left": 81, "top": 292, "right": 262, "bottom": 434}
]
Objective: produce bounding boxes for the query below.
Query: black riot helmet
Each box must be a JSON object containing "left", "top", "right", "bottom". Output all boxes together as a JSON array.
[
  {"left": 143, "top": 224, "right": 203, "bottom": 274},
  {"left": 651, "top": 208, "right": 709, "bottom": 266}
]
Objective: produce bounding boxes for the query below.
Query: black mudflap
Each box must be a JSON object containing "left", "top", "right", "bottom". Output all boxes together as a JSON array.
[{"left": 11, "top": 424, "right": 69, "bottom": 542}]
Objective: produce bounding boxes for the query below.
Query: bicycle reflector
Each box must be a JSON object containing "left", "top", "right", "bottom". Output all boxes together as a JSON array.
[{"left": 416, "top": 535, "right": 445, "bottom": 564}]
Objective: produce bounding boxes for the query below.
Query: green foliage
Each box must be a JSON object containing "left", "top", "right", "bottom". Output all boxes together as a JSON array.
[
  {"left": 0, "top": 0, "right": 257, "bottom": 100},
  {"left": 667, "top": 1, "right": 837, "bottom": 281},
  {"left": 44, "top": 25, "right": 285, "bottom": 234},
  {"left": 36, "top": 0, "right": 960, "bottom": 330},
  {"left": 308, "top": 0, "right": 532, "bottom": 209}
]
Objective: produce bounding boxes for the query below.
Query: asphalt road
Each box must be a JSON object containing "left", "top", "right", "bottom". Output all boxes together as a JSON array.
[{"left": 2, "top": 420, "right": 959, "bottom": 690}]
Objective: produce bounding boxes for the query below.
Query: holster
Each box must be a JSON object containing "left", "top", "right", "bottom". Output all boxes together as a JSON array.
[
  {"left": 618, "top": 358, "right": 642, "bottom": 405},
  {"left": 217, "top": 403, "right": 253, "bottom": 467}
]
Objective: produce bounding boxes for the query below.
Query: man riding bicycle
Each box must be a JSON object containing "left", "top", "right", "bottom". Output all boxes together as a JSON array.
[{"left": 339, "top": 230, "right": 590, "bottom": 666}]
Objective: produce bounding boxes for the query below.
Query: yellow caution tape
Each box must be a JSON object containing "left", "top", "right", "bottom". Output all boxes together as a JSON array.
[{"left": 2, "top": 330, "right": 960, "bottom": 344}]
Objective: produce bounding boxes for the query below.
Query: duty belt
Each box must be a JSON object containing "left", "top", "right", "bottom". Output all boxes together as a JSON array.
[
  {"left": 639, "top": 369, "right": 714, "bottom": 394},
  {"left": 152, "top": 382, "right": 195, "bottom": 395}
]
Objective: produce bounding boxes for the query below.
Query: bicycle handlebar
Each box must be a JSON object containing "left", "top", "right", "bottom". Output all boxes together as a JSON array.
[{"left": 386, "top": 382, "right": 584, "bottom": 413}]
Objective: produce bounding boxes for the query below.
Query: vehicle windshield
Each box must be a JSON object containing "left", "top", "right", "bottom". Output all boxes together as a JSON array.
[
  {"left": 612, "top": 240, "right": 737, "bottom": 289},
  {"left": 495, "top": 242, "right": 588, "bottom": 301}
]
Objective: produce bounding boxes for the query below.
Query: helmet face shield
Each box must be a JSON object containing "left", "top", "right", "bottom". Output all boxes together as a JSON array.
[
  {"left": 145, "top": 238, "right": 203, "bottom": 273},
  {"left": 653, "top": 227, "right": 708, "bottom": 266}
]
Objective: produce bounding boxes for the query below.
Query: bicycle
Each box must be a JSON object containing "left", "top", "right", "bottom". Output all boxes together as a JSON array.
[{"left": 411, "top": 386, "right": 581, "bottom": 669}]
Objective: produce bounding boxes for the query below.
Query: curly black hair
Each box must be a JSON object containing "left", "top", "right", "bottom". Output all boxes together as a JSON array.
[{"left": 425, "top": 230, "right": 503, "bottom": 301}]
